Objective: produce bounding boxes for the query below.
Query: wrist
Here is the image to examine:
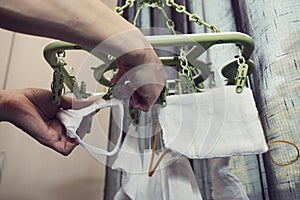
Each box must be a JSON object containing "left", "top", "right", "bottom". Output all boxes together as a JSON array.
[
  {"left": 119, "top": 48, "right": 161, "bottom": 69},
  {"left": 90, "top": 28, "right": 153, "bottom": 60}
]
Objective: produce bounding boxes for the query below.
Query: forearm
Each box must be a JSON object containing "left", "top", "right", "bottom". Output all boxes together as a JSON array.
[
  {"left": 0, "top": 0, "right": 139, "bottom": 50},
  {"left": 0, "top": 0, "right": 166, "bottom": 112}
]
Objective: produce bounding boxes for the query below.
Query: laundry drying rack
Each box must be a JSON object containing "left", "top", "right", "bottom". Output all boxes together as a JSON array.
[{"left": 43, "top": 0, "right": 299, "bottom": 173}]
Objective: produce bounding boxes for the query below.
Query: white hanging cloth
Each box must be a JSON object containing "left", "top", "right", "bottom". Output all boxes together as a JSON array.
[
  {"left": 55, "top": 86, "right": 263, "bottom": 200},
  {"left": 112, "top": 125, "right": 203, "bottom": 200},
  {"left": 211, "top": 158, "right": 249, "bottom": 200},
  {"left": 159, "top": 86, "right": 268, "bottom": 159}
]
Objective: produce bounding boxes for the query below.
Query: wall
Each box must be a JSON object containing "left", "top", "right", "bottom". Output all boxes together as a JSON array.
[{"left": 0, "top": 1, "right": 117, "bottom": 200}]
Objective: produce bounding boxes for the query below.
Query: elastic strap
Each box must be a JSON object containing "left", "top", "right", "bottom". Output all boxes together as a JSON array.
[
  {"left": 76, "top": 101, "right": 124, "bottom": 156},
  {"left": 267, "top": 140, "right": 299, "bottom": 167},
  {"left": 148, "top": 123, "right": 170, "bottom": 177}
]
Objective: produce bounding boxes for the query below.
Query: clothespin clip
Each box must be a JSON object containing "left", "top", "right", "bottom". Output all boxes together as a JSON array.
[
  {"left": 235, "top": 47, "right": 249, "bottom": 93},
  {"left": 102, "top": 86, "right": 114, "bottom": 100},
  {"left": 50, "top": 51, "right": 65, "bottom": 105},
  {"left": 159, "top": 83, "right": 169, "bottom": 107}
]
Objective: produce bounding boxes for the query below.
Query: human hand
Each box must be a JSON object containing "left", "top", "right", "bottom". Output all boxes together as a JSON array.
[
  {"left": 112, "top": 48, "right": 167, "bottom": 112},
  {"left": 0, "top": 88, "right": 90, "bottom": 155}
]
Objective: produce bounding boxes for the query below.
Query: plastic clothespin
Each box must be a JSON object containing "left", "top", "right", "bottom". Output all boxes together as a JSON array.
[
  {"left": 159, "top": 83, "right": 169, "bottom": 107},
  {"left": 50, "top": 53, "right": 66, "bottom": 105},
  {"left": 235, "top": 55, "right": 249, "bottom": 93}
]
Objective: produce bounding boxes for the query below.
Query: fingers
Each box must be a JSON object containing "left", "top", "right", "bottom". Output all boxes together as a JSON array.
[
  {"left": 114, "top": 61, "right": 166, "bottom": 111},
  {"left": 54, "top": 135, "right": 78, "bottom": 156},
  {"left": 43, "top": 119, "right": 78, "bottom": 156},
  {"left": 130, "top": 91, "right": 145, "bottom": 111},
  {"left": 59, "top": 95, "right": 73, "bottom": 109},
  {"left": 130, "top": 84, "right": 163, "bottom": 112}
]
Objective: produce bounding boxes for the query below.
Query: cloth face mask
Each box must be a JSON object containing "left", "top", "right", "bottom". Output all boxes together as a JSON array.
[
  {"left": 159, "top": 86, "right": 268, "bottom": 159},
  {"left": 57, "top": 98, "right": 124, "bottom": 156}
]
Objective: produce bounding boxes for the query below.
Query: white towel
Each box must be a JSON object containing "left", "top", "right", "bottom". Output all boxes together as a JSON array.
[{"left": 159, "top": 86, "right": 268, "bottom": 159}]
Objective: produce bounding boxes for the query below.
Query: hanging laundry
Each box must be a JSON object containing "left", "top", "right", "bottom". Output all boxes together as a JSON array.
[
  {"left": 112, "top": 125, "right": 203, "bottom": 200},
  {"left": 159, "top": 86, "right": 268, "bottom": 159},
  {"left": 211, "top": 158, "right": 249, "bottom": 200}
]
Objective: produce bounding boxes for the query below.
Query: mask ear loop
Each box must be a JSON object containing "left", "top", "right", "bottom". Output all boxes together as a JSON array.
[
  {"left": 81, "top": 100, "right": 124, "bottom": 156},
  {"left": 63, "top": 99, "right": 124, "bottom": 156},
  {"left": 148, "top": 123, "right": 170, "bottom": 177},
  {"left": 267, "top": 140, "right": 299, "bottom": 167}
]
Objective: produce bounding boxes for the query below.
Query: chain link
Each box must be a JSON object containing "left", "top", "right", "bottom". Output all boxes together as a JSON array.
[
  {"left": 116, "top": 0, "right": 219, "bottom": 33},
  {"left": 165, "top": 0, "right": 219, "bottom": 32},
  {"left": 179, "top": 48, "right": 188, "bottom": 68},
  {"left": 114, "top": 0, "right": 136, "bottom": 14},
  {"left": 178, "top": 48, "right": 197, "bottom": 93},
  {"left": 132, "top": 0, "right": 164, "bottom": 26},
  {"left": 158, "top": 3, "right": 177, "bottom": 35}
]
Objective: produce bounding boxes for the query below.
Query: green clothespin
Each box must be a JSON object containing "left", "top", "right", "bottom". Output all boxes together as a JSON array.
[
  {"left": 50, "top": 52, "right": 65, "bottom": 105},
  {"left": 235, "top": 54, "right": 249, "bottom": 93}
]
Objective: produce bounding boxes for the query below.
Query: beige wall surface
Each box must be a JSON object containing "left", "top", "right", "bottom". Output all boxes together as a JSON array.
[
  {"left": 0, "top": 1, "right": 117, "bottom": 200},
  {"left": 0, "top": 29, "right": 13, "bottom": 88}
]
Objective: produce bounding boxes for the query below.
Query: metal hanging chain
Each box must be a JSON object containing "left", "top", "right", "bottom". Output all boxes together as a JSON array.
[
  {"left": 131, "top": 0, "right": 176, "bottom": 34},
  {"left": 165, "top": 0, "right": 219, "bottom": 33},
  {"left": 155, "top": 0, "right": 177, "bottom": 35},
  {"left": 151, "top": 1, "right": 197, "bottom": 93},
  {"left": 115, "top": 0, "right": 219, "bottom": 32},
  {"left": 132, "top": 2, "right": 143, "bottom": 26},
  {"left": 132, "top": 0, "right": 164, "bottom": 26},
  {"left": 115, "top": 0, "right": 136, "bottom": 14},
  {"left": 178, "top": 48, "right": 197, "bottom": 93}
]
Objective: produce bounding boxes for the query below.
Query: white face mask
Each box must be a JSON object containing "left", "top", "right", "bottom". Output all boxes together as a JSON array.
[
  {"left": 57, "top": 98, "right": 124, "bottom": 156},
  {"left": 57, "top": 86, "right": 267, "bottom": 159},
  {"left": 159, "top": 86, "right": 268, "bottom": 159}
]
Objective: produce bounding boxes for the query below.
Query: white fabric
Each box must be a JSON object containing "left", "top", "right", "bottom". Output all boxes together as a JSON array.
[
  {"left": 112, "top": 125, "right": 202, "bottom": 200},
  {"left": 57, "top": 98, "right": 124, "bottom": 156},
  {"left": 120, "top": 156, "right": 203, "bottom": 200},
  {"left": 159, "top": 86, "right": 268, "bottom": 159},
  {"left": 211, "top": 158, "right": 249, "bottom": 200},
  {"left": 114, "top": 188, "right": 131, "bottom": 200},
  {"left": 112, "top": 125, "right": 149, "bottom": 173},
  {"left": 112, "top": 126, "right": 250, "bottom": 200}
]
